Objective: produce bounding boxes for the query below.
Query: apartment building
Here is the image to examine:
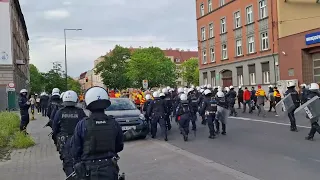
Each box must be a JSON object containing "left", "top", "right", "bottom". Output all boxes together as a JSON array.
[
  {"left": 196, "top": 0, "right": 279, "bottom": 88},
  {"left": 0, "top": 0, "right": 30, "bottom": 110},
  {"left": 277, "top": 0, "right": 320, "bottom": 84}
]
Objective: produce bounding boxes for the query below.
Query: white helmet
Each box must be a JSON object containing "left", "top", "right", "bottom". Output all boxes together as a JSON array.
[
  {"left": 189, "top": 88, "right": 194, "bottom": 92},
  {"left": 178, "top": 87, "right": 184, "bottom": 93},
  {"left": 20, "top": 89, "right": 27, "bottom": 93},
  {"left": 268, "top": 85, "right": 274, "bottom": 88},
  {"left": 167, "top": 86, "right": 170, "bottom": 89},
  {"left": 145, "top": 94, "right": 151, "bottom": 100},
  {"left": 180, "top": 93, "right": 188, "bottom": 101},
  {"left": 200, "top": 89, "right": 205, "bottom": 93},
  {"left": 229, "top": 85, "right": 234, "bottom": 89},
  {"left": 287, "top": 81, "right": 296, "bottom": 88},
  {"left": 196, "top": 86, "right": 201, "bottom": 91},
  {"left": 238, "top": 86, "right": 242, "bottom": 89},
  {"left": 206, "top": 84, "right": 212, "bottom": 88},
  {"left": 60, "top": 92, "right": 65, "bottom": 99},
  {"left": 204, "top": 89, "right": 211, "bottom": 95},
  {"left": 217, "top": 86, "right": 222, "bottom": 91},
  {"left": 169, "top": 88, "right": 174, "bottom": 92},
  {"left": 309, "top": 83, "right": 319, "bottom": 90},
  {"left": 85, "top": 86, "right": 110, "bottom": 109},
  {"left": 300, "top": 83, "right": 307, "bottom": 88},
  {"left": 52, "top": 88, "right": 60, "bottom": 95},
  {"left": 191, "top": 85, "right": 195, "bottom": 89},
  {"left": 159, "top": 92, "right": 165, "bottom": 97},
  {"left": 63, "top": 90, "right": 78, "bottom": 106},
  {"left": 217, "top": 91, "right": 225, "bottom": 98},
  {"left": 225, "top": 87, "right": 230, "bottom": 92},
  {"left": 184, "top": 87, "right": 188, "bottom": 91},
  {"left": 153, "top": 91, "right": 160, "bottom": 98},
  {"left": 162, "top": 88, "right": 168, "bottom": 94}
]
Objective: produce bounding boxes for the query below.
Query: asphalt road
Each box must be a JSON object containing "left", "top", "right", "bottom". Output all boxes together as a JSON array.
[{"left": 155, "top": 109, "right": 320, "bottom": 180}]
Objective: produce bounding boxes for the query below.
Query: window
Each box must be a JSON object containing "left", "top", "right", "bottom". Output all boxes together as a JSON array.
[
  {"left": 220, "top": 17, "right": 226, "bottom": 33},
  {"left": 263, "top": 71, "right": 270, "bottom": 84},
  {"left": 201, "top": 27, "right": 206, "bottom": 41},
  {"left": 246, "top": 5, "right": 253, "bottom": 24},
  {"left": 200, "top": 3, "right": 205, "bottom": 16},
  {"left": 250, "top": 73, "right": 256, "bottom": 85},
  {"left": 203, "top": 72, "right": 208, "bottom": 84},
  {"left": 248, "top": 36, "right": 255, "bottom": 53},
  {"left": 236, "top": 40, "right": 243, "bottom": 56},
  {"left": 209, "top": 23, "right": 214, "bottom": 38},
  {"left": 210, "top": 47, "right": 215, "bottom": 62},
  {"left": 202, "top": 49, "right": 207, "bottom": 64},
  {"left": 175, "top": 58, "right": 180, "bottom": 63},
  {"left": 222, "top": 44, "right": 228, "bottom": 59},
  {"left": 259, "top": 0, "right": 267, "bottom": 19},
  {"left": 211, "top": 71, "right": 216, "bottom": 86},
  {"left": 208, "top": 0, "right": 212, "bottom": 12},
  {"left": 288, "top": 68, "right": 294, "bottom": 76},
  {"left": 234, "top": 11, "right": 241, "bottom": 28},
  {"left": 261, "top": 32, "right": 269, "bottom": 50},
  {"left": 238, "top": 75, "right": 244, "bottom": 86},
  {"left": 220, "top": 0, "right": 225, "bottom": 6}
]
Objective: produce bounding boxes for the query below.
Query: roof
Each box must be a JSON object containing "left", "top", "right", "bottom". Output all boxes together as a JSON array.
[{"left": 79, "top": 72, "right": 87, "bottom": 79}]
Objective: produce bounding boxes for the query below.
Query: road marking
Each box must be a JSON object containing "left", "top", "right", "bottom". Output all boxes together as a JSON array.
[
  {"left": 228, "top": 116, "right": 310, "bottom": 129},
  {"left": 151, "top": 139, "right": 261, "bottom": 180}
]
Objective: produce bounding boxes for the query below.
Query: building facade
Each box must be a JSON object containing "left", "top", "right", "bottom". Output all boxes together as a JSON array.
[
  {"left": 196, "top": 0, "right": 279, "bottom": 89},
  {"left": 0, "top": 0, "right": 29, "bottom": 110},
  {"left": 277, "top": 0, "right": 320, "bottom": 84}
]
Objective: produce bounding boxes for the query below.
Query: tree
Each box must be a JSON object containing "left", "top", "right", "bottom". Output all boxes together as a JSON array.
[
  {"left": 67, "top": 77, "right": 81, "bottom": 94},
  {"left": 29, "top": 64, "right": 45, "bottom": 93},
  {"left": 95, "top": 45, "right": 131, "bottom": 89},
  {"left": 42, "top": 70, "right": 67, "bottom": 93},
  {"left": 180, "top": 58, "right": 199, "bottom": 86},
  {"left": 126, "top": 47, "right": 177, "bottom": 88}
]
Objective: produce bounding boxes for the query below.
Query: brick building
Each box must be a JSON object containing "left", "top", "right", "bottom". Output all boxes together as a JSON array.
[
  {"left": 196, "top": 0, "right": 320, "bottom": 88},
  {"left": 0, "top": 0, "right": 29, "bottom": 110}
]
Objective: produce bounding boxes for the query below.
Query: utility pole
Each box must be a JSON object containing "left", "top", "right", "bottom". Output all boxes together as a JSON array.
[{"left": 51, "top": 61, "right": 62, "bottom": 73}]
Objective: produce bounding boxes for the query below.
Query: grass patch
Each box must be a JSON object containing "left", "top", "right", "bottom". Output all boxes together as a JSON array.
[{"left": 0, "top": 112, "right": 35, "bottom": 159}]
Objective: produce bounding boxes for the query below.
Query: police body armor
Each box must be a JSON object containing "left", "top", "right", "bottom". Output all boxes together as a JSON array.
[
  {"left": 205, "top": 97, "right": 217, "bottom": 114},
  {"left": 82, "top": 115, "right": 116, "bottom": 159},
  {"left": 177, "top": 101, "right": 190, "bottom": 116},
  {"left": 164, "top": 96, "right": 172, "bottom": 113},
  {"left": 190, "top": 94, "right": 198, "bottom": 109},
  {"left": 59, "top": 107, "right": 82, "bottom": 136},
  {"left": 152, "top": 99, "right": 165, "bottom": 117}
]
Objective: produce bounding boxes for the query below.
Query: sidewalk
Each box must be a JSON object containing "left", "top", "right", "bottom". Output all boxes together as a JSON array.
[{"left": 0, "top": 113, "right": 260, "bottom": 180}]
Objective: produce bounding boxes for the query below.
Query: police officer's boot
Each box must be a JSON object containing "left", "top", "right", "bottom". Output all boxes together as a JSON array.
[
  {"left": 164, "top": 135, "right": 168, "bottom": 141},
  {"left": 183, "top": 134, "right": 188, "bottom": 141},
  {"left": 215, "top": 121, "right": 220, "bottom": 134},
  {"left": 208, "top": 133, "right": 215, "bottom": 139},
  {"left": 221, "top": 123, "right": 226, "bottom": 135},
  {"left": 305, "top": 136, "right": 313, "bottom": 141}
]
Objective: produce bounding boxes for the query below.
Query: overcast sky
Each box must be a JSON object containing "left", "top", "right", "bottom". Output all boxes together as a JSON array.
[{"left": 19, "top": 0, "right": 198, "bottom": 77}]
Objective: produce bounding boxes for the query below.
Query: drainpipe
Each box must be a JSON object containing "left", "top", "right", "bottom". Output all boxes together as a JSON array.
[{"left": 271, "top": 0, "right": 277, "bottom": 87}]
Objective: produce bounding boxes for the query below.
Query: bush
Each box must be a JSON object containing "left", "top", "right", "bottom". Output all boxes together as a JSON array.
[{"left": 0, "top": 112, "right": 35, "bottom": 149}]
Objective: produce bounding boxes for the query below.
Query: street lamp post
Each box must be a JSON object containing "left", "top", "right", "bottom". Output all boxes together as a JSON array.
[{"left": 64, "top": 28, "right": 82, "bottom": 90}]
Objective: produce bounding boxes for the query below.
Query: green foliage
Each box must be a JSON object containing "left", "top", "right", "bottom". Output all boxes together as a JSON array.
[
  {"left": 29, "top": 64, "right": 45, "bottom": 93},
  {"left": 180, "top": 58, "right": 199, "bottom": 86},
  {"left": 67, "top": 77, "right": 81, "bottom": 94},
  {"left": 42, "top": 70, "right": 67, "bottom": 93},
  {"left": 0, "top": 112, "right": 34, "bottom": 149},
  {"left": 126, "top": 47, "right": 177, "bottom": 88},
  {"left": 95, "top": 45, "right": 132, "bottom": 89}
]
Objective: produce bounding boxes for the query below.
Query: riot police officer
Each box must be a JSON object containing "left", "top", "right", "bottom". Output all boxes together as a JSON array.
[
  {"left": 305, "top": 83, "right": 320, "bottom": 140},
  {"left": 47, "top": 88, "right": 61, "bottom": 119},
  {"left": 147, "top": 91, "right": 168, "bottom": 141},
  {"left": 71, "top": 86, "right": 124, "bottom": 179},
  {"left": 18, "top": 89, "right": 31, "bottom": 133},
  {"left": 173, "top": 87, "right": 184, "bottom": 123},
  {"left": 216, "top": 91, "right": 228, "bottom": 135},
  {"left": 285, "top": 81, "right": 300, "bottom": 132},
  {"left": 176, "top": 94, "right": 193, "bottom": 141},
  {"left": 226, "top": 86, "right": 237, "bottom": 117},
  {"left": 200, "top": 89, "right": 218, "bottom": 139},
  {"left": 162, "top": 88, "right": 172, "bottom": 130},
  {"left": 300, "top": 83, "right": 309, "bottom": 105},
  {"left": 188, "top": 88, "right": 198, "bottom": 131},
  {"left": 198, "top": 89, "right": 206, "bottom": 125},
  {"left": 52, "top": 90, "right": 86, "bottom": 177}
]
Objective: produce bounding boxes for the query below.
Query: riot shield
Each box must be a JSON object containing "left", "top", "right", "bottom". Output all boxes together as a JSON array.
[
  {"left": 275, "top": 93, "right": 296, "bottom": 117},
  {"left": 217, "top": 106, "right": 229, "bottom": 124},
  {"left": 294, "top": 96, "right": 320, "bottom": 122}
]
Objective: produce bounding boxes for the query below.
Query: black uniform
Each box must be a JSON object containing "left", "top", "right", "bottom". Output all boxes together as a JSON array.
[
  {"left": 305, "top": 91, "right": 320, "bottom": 140},
  {"left": 71, "top": 112, "right": 124, "bottom": 180},
  {"left": 164, "top": 94, "right": 172, "bottom": 130},
  {"left": 40, "top": 95, "right": 49, "bottom": 116},
  {"left": 188, "top": 92, "right": 198, "bottom": 130},
  {"left": 216, "top": 97, "right": 228, "bottom": 135},
  {"left": 237, "top": 88, "right": 244, "bottom": 109},
  {"left": 176, "top": 100, "right": 193, "bottom": 141},
  {"left": 143, "top": 99, "right": 152, "bottom": 129},
  {"left": 200, "top": 95, "right": 218, "bottom": 138},
  {"left": 285, "top": 87, "right": 300, "bottom": 131},
  {"left": 18, "top": 94, "right": 30, "bottom": 132},
  {"left": 226, "top": 89, "right": 237, "bottom": 116},
  {"left": 300, "top": 88, "right": 309, "bottom": 105},
  {"left": 52, "top": 106, "right": 87, "bottom": 176},
  {"left": 147, "top": 97, "right": 168, "bottom": 141}
]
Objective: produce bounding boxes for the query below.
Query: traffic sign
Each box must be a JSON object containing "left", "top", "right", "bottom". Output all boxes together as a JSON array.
[
  {"left": 6, "top": 87, "right": 15, "bottom": 92},
  {"left": 142, "top": 80, "right": 148, "bottom": 89},
  {"left": 8, "top": 82, "right": 15, "bottom": 88}
]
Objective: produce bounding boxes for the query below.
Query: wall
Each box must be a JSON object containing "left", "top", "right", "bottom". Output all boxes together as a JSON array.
[
  {"left": 277, "top": 0, "right": 320, "bottom": 38},
  {"left": 196, "top": 0, "right": 279, "bottom": 70},
  {"left": 278, "top": 28, "right": 320, "bottom": 83}
]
